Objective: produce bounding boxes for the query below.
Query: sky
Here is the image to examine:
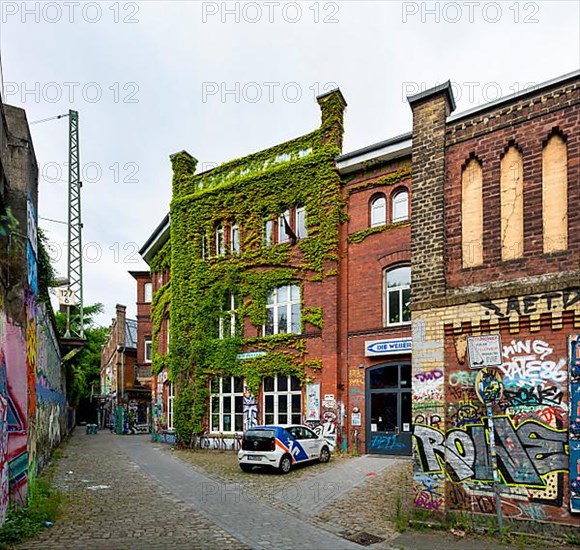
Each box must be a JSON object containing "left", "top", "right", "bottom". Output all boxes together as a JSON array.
[{"left": 1, "top": 0, "right": 578, "bottom": 327}]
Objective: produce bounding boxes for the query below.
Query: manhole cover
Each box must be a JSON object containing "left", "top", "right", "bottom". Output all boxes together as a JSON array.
[{"left": 345, "top": 532, "right": 385, "bottom": 546}]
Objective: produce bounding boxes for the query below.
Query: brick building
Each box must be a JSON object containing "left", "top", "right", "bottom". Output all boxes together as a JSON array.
[
  {"left": 409, "top": 70, "right": 579, "bottom": 528},
  {"left": 136, "top": 68, "right": 579, "bottom": 527},
  {"left": 100, "top": 304, "right": 150, "bottom": 433}
]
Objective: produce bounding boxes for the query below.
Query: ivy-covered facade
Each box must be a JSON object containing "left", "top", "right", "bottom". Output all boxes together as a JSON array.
[{"left": 142, "top": 90, "right": 349, "bottom": 446}]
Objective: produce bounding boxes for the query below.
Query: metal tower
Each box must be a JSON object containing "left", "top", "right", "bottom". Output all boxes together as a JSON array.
[{"left": 65, "top": 109, "right": 84, "bottom": 338}]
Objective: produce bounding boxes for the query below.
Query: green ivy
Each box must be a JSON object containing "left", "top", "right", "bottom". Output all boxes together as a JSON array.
[
  {"left": 347, "top": 220, "right": 410, "bottom": 244},
  {"left": 150, "top": 92, "right": 347, "bottom": 442}
]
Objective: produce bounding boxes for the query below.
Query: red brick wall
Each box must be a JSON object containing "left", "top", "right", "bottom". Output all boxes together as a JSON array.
[
  {"left": 445, "top": 81, "right": 580, "bottom": 288},
  {"left": 341, "top": 159, "right": 413, "bottom": 450}
]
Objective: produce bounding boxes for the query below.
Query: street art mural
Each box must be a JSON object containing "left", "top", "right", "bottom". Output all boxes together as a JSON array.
[
  {"left": 35, "top": 305, "right": 67, "bottom": 471},
  {"left": 570, "top": 335, "right": 580, "bottom": 514},
  {"left": 413, "top": 326, "right": 578, "bottom": 524}
]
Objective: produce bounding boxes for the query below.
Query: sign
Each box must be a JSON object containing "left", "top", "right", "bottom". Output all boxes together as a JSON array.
[
  {"left": 365, "top": 337, "right": 412, "bottom": 357},
  {"left": 236, "top": 351, "right": 266, "bottom": 360},
  {"left": 475, "top": 368, "right": 503, "bottom": 405},
  {"left": 467, "top": 334, "right": 502, "bottom": 368},
  {"left": 58, "top": 287, "right": 77, "bottom": 306},
  {"left": 351, "top": 412, "right": 361, "bottom": 426}
]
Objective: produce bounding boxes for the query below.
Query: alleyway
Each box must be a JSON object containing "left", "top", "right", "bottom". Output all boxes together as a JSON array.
[{"left": 17, "top": 431, "right": 564, "bottom": 550}]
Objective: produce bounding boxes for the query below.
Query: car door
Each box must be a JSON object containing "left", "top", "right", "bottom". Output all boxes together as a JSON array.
[{"left": 300, "top": 426, "right": 321, "bottom": 460}]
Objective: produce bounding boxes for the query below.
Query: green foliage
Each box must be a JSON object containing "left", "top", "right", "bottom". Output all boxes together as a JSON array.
[
  {"left": 0, "top": 478, "right": 61, "bottom": 547},
  {"left": 150, "top": 95, "right": 346, "bottom": 442},
  {"left": 37, "top": 229, "right": 55, "bottom": 305},
  {"left": 347, "top": 221, "right": 410, "bottom": 244},
  {"left": 55, "top": 304, "right": 108, "bottom": 406}
]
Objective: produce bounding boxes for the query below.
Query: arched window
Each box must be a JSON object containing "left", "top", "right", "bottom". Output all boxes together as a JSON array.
[
  {"left": 542, "top": 133, "right": 568, "bottom": 253},
  {"left": 461, "top": 158, "right": 483, "bottom": 267},
  {"left": 384, "top": 265, "right": 411, "bottom": 326},
  {"left": 370, "top": 195, "right": 386, "bottom": 227},
  {"left": 392, "top": 189, "right": 409, "bottom": 222},
  {"left": 500, "top": 145, "right": 524, "bottom": 260}
]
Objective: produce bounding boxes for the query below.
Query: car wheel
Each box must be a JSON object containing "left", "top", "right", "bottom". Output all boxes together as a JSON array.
[
  {"left": 278, "top": 454, "right": 292, "bottom": 474},
  {"left": 240, "top": 463, "right": 253, "bottom": 473},
  {"left": 319, "top": 446, "right": 330, "bottom": 463}
]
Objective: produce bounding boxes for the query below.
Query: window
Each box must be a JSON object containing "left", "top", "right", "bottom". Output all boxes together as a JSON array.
[
  {"left": 231, "top": 224, "right": 240, "bottom": 254},
  {"left": 144, "top": 282, "right": 152, "bottom": 303},
  {"left": 201, "top": 233, "right": 208, "bottom": 259},
  {"left": 215, "top": 225, "right": 225, "bottom": 256},
  {"left": 219, "top": 292, "right": 238, "bottom": 339},
  {"left": 500, "top": 146, "right": 524, "bottom": 260},
  {"left": 264, "top": 219, "right": 274, "bottom": 246},
  {"left": 144, "top": 337, "right": 152, "bottom": 363},
  {"left": 263, "top": 375, "right": 302, "bottom": 425},
  {"left": 370, "top": 195, "right": 386, "bottom": 227},
  {"left": 265, "top": 285, "right": 301, "bottom": 335},
  {"left": 295, "top": 206, "right": 307, "bottom": 239},
  {"left": 278, "top": 210, "right": 291, "bottom": 243},
  {"left": 210, "top": 376, "right": 244, "bottom": 433},
  {"left": 392, "top": 189, "right": 409, "bottom": 222},
  {"left": 167, "top": 382, "right": 175, "bottom": 431},
  {"left": 385, "top": 266, "right": 411, "bottom": 326},
  {"left": 542, "top": 134, "right": 568, "bottom": 253},
  {"left": 461, "top": 158, "right": 483, "bottom": 267}
]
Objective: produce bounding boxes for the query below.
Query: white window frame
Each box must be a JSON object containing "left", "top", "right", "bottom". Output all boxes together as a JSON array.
[
  {"left": 263, "top": 375, "right": 302, "bottom": 425},
  {"left": 384, "top": 266, "right": 411, "bottom": 327},
  {"left": 219, "top": 293, "right": 238, "bottom": 339},
  {"left": 210, "top": 376, "right": 244, "bottom": 433},
  {"left": 144, "top": 337, "right": 152, "bottom": 363},
  {"left": 295, "top": 206, "right": 307, "bottom": 239},
  {"left": 392, "top": 189, "right": 409, "bottom": 223},
  {"left": 265, "top": 285, "right": 301, "bottom": 336},
  {"left": 370, "top": 195, "right": 387, "bottom": 227},
  {"left": 201, "top": 233, "right": 208, "bottom": 259},
  {"left": 264, "top": 218, "right": 274, "bottom": 246},
  {"left": 231, "top": 224, "right": 240, "bottom": 254},
  {"left": 167, "top": 382, "right": 175, "bottom": 431},
  {"left": 215, "top": 225, "right": 225, "bottom": 256},
  {"left": 278, "top": 210, "right": 291, "bottom": 243},
  {"left": 143, "top": 282, "right": 152, "bottom": 303}
]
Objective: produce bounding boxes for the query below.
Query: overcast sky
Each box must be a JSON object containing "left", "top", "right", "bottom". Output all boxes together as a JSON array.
[{"left": 1, "top": 0, "right": 578, "bottom": 327}]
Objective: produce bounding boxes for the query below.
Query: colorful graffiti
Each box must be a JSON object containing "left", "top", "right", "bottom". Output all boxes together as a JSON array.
[{"left": 570, "top": 335, "right": 580, "bottom": 514}]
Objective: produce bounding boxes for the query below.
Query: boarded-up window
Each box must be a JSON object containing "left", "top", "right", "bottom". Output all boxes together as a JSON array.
[
  {"left": 542, "top": 134, "right": 568, "bottom": 253},
  {"left": 461, "top": 158, "right": 483, "bottom": 267},
  {"left": 500, "top": 146, "right": 524, "bottom": 260}
]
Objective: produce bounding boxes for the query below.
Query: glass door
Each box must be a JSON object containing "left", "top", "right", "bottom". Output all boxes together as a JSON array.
[{"left": 366, "top": 363, "right": 412, "bottom": 455}]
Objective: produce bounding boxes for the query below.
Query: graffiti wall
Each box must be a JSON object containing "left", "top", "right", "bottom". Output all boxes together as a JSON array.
[
  {"left": 35, "top": 304, "right": 67, "bottom": 471},
  {"left": 414, "top": 323, "right": 576, "bottom": 524},
  {"left": 412, "top": 291, "right": 580, "bottom": 527},
  {"left": 570, "top": 335, "right": 580, "bottom": 514}
]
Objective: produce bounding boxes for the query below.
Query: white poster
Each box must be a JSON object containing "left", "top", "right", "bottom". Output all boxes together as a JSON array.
[{"left": 306, "top": 383, "right": 320, "bottom": 421}]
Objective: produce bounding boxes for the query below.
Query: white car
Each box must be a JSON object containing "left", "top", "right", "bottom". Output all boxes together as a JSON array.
[{"left": 238, "top": 424, "right": 331, "bottom": 474}]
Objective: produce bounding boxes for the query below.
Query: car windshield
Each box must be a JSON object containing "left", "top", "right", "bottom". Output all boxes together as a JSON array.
[{"left": 244, "top": 429, "right": 275, "bottom": 439}]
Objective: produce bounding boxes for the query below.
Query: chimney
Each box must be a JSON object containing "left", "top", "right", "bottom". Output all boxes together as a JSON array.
[
  {"left": 116, "top": 304, "right": 126, "bottom": 347},
  {"left": 316, "top": 88, "right": 347, "bottom": 151},
  {"left": 407, "top": 81, "right": 455, "bottom": 309}
]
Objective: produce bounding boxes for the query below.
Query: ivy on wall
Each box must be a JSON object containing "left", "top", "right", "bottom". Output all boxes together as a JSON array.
[{"left": 150, "top": 92, "right": 347, "bottom": 441}]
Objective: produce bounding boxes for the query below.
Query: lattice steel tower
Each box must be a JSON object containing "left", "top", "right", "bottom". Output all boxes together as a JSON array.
[{"left": 65, "top": 109, "right": 84, "bottom": 338}]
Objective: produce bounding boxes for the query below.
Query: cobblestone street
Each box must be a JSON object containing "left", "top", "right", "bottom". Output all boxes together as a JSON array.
[{"left": 15, "top": 430, "right": 568, "bottom": 550}]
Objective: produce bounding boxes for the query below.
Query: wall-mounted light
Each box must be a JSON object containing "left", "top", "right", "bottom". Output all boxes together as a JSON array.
[{"left": 358, "top": 363, "right": 365, "bottom": 369}]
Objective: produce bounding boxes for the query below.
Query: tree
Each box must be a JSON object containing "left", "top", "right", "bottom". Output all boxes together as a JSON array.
[{"left": 55, "top": 303, "right": 108, "bottom": 407}]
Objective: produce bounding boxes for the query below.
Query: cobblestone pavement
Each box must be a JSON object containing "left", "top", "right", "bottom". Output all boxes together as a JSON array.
[{"left": 17, "top": 430, "right": 248, "bottom": 550}]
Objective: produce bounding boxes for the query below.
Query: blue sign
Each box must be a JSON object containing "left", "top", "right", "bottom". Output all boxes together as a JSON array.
[
  {"left": 365, "top": 338, "right": 412, "bottom": 357},
  {"left": 237, "top": 351, "right": 267, "bottom": 360}
]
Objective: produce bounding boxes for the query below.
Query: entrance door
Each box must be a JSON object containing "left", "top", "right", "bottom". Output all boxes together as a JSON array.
[{"left": 366, "top": 363, "right": 412, "bottom": 455}]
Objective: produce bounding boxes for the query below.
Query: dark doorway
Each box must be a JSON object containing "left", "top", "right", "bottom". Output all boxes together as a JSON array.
[{"left": 365, "top": 362, "right": 412, "bottom": 455}]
